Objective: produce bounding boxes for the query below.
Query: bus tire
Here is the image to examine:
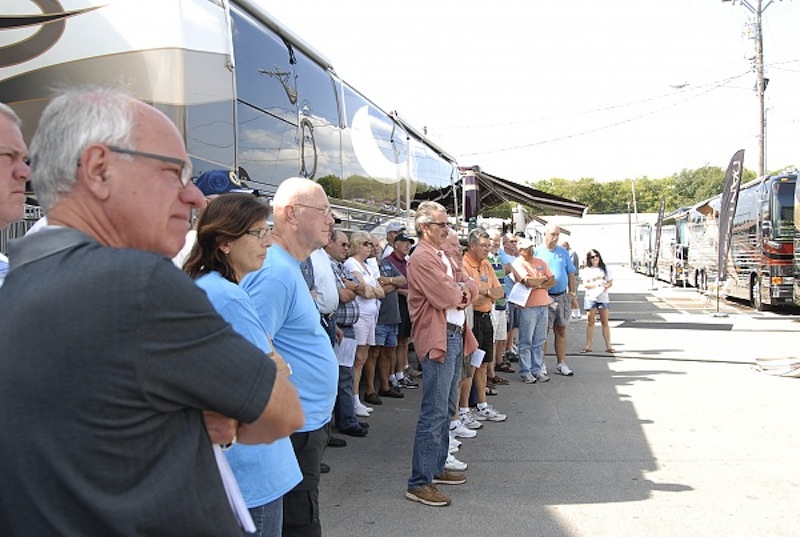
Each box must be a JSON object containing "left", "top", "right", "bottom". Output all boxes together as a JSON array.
[{"left": 750, "top": 274, "right": 767, "bottom": 311}]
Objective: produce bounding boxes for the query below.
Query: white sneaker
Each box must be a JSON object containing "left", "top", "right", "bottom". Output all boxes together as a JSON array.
[
  {"left": 555, "top": 362, "right": 574, "bottom": 376},
  {"left": 535, "top": 372, "right": 550, "bottom": 383},
  {"left": 449, "top": 432, "right": 462, "bottom": 449},
  {"left": 445, "top": 453, "right": 468, "bottom": 472},
  {"left": 448, "top": 435, "right": 460, "bottom": 454},
  {"left": 476, "top": 406, "right": 507, "bottom": 422},
  {"left": 354, "top": 403, "right": 370, "bottom": 417},
  {"left": 449, "top": 420, "right": 477, "bottom": 438},
  {"left": 458, "top": 411, "right": 483, "bottom": 430}
]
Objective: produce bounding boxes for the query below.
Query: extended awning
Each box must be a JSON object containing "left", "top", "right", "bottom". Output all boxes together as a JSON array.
[{"left": 414, "top": 168, "right": 586, "bottom": 218}]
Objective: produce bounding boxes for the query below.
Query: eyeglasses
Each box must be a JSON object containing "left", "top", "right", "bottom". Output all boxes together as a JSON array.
[
  {"left": 244, "top": 227, "right": 270, "bottom": 240},
  {"left": 427, "top": 221, "right": 449, "bottom": 228},
  {"left": 295, "top": 203, "right": 333, "bottom": 217},
  {"left": 107, "top": 145, "right": 192, "bottom": 188},
  {"left": 362, "top": 241, "right": 374, "bottom": 247}
]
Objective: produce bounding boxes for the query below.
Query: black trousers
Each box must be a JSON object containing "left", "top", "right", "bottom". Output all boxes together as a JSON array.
[{"left": 282, "top": 423, "right": 330, "bottom": 537}]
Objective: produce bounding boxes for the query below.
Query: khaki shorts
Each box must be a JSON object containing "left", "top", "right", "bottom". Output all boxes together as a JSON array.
[{"left": 491, "top": 309, "right": 508, "bottom": 341}]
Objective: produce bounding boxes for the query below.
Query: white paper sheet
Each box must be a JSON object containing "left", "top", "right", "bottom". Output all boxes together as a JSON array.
[
  {"left": 213, "top": 444, "right": 255, "bottom": 533},
  {"left": 334, "top": 336, "right": 358, "bottom": 367},
  {"left": 470, "top": 348, "right": 486, "bottom": 368},
  {"left": 507, "top": 281, "right": 532, "bottom": 306}
]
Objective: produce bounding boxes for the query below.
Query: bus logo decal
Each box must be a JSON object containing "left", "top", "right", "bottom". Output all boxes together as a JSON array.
[{"left": 0, "top": 0, "right": 101, "bottom": 68}]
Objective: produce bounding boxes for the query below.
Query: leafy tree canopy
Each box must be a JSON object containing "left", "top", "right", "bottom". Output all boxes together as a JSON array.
[{"left": 524, "top": 165, "right": 765, "bottom": 214}]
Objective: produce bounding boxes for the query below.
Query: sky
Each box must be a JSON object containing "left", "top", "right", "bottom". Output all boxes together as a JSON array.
[{"left": 260, "top": 0, "right": 800, "bottom": 183}]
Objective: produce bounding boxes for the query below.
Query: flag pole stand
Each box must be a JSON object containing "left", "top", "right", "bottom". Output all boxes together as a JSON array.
[{"left": 711, "top": 276, "right": 729, "bottom": 318}]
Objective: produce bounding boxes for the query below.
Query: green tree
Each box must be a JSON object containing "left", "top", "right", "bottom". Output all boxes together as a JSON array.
[{"left": 317, "top": 174, "right": 342, "bottom": 199}]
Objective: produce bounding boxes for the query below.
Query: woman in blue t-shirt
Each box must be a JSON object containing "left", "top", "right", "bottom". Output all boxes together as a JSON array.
[{"left": 184, "top": 194, "right": 301, "bottom": 537}]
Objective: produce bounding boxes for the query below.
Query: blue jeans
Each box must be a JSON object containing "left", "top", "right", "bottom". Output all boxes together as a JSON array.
[
  {"left": 517, "top": 305, "right": 548, "bottom": 376},
  {"left": 334, "top": 363, "right": 360, "bottom": 430},
  {"left": 408, "top": 328, "right": 463, "bottom": 489},
  {"left": 248, "top": 497, "right": 283, "bottom": 537}
]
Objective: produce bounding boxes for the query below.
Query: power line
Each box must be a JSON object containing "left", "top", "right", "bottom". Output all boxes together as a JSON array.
[{"left": 455, "top": 72, "right": 752, "bottom": 158}]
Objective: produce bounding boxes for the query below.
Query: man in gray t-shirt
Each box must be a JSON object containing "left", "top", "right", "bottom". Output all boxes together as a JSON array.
[{"left": 0, "top": 88, "right": 302, "bottom": 536}]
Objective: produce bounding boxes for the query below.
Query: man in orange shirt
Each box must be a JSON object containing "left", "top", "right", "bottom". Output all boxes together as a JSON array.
[{"left": 460, "top": 229, "right": 507, "bottom": 423}]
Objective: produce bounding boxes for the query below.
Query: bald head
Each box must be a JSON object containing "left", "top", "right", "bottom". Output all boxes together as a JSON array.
[
  {"left": 271, "top": 176, "right": 335, "bottom": 259},
  {"left": 273, "top": 177, "right": 326, "bottom": 222}
]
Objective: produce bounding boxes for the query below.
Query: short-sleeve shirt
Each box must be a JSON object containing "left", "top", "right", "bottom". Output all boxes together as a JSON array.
[
  {"left": 196, "top": 271, "right": 302, "bottom": 508},
  {"left": 242, "top": 243, "right": 338, "bottom": 432},
  {"left": 376, "top": 258, "right": 402, "bottom": 325},
  {"left": 512, "top": 256, "right": 554, "bottom": 307},
  {"left": 533, "top": 245, "right": 576, "bottom": 294},
  {"left": 0, "top": 228, "right": 274, "bottom": 536},
  {"left": 582, "top": 266, "right": 613, "bottom": 303},
  {"left": 344, "top": 256, "right": 380, "bottom": 318}
]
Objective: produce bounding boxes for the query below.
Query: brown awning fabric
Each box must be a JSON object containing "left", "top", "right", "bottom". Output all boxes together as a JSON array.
[{"left": 414, "top": 169, "right": 586, "bottom": 217}]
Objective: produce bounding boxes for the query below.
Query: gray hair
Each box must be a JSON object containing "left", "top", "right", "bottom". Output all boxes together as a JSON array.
[
  {"left": 414, "top": 200, "right": 447, "bottom": 235},
  {"left": 348, "top": 230, "right": 371, "bottom": 257},
  {"left": 29, "top": 87, "right": 136, "bottom": 211},
  {"left": 486, "top": 228, "right": 501, "bottom": 240},
  {"left": 468, "top": 228, "right": 489, "bottom": 245},
  {"left": 0, "top": 103, "right": 22, "bottom": 126}
]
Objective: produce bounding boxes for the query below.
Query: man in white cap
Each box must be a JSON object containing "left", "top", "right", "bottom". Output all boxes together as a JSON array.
[{"left": 382, "top": 221, "right": 406, "bottom": 259}]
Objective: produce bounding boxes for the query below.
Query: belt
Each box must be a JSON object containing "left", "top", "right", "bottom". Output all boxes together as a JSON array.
[
  {"left": 548, "top": 290, "right": 566, "bottom": 297},
  {"left": 474, "top": 311, "right": 491, "bottom": 317},
  {"left": 322, "top": 312, "right": 335, "bottom": 320},
  {"left": 446, "top": 322, "right": 465, "bottom": 334}
]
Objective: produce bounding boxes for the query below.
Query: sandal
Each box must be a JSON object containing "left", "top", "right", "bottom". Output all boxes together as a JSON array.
[
  {"left": 489, "top": 376, "right": 510, "bottom": 386},
  {"left": 605, "top": 348, "right": 616, "bottom": 353},
  {"left": 485, "top": 386, "right": 498, "bottom": 396},
  {"left": 580, "top": 348, "right": 592, "bottom": 353},
  {"left": 496, "top": 362, "right": 515, "bottom": 373}
]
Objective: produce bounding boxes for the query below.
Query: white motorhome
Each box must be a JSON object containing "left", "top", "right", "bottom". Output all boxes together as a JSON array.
[{"left": 0, "top": 0, "right": 458, "bottom": 245}]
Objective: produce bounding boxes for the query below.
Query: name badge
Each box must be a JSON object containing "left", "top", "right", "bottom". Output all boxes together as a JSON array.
[{"left": 480, "top": 276, "right": 488, "bottom": 282}]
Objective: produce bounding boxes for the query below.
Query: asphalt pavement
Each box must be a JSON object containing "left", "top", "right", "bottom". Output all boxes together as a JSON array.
[{"left": 318, "top": 266, "right": 800, "bottom": 537}]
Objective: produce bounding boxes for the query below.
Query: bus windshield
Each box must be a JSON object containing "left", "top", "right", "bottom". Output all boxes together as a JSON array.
[{"left": 772, "top": 181, "right": 795, "bottom": 239}]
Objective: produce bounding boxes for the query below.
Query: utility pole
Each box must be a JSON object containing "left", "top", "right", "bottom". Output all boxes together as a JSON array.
[
  {"left": 723, "top": 0, "right": 778, "bottom": 178},
  {"left": 754, "top": 0, "right": 766, "bottom": 178}
]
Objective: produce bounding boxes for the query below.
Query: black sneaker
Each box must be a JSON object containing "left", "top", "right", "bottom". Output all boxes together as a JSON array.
[{"left": 327, "top": 435, "right": 347, "bottom": 448}]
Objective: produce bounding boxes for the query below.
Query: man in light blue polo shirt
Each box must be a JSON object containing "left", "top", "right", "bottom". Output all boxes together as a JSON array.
[
  {"left": 243, "top": 177, "right": 338, "bottom": 537},
  {"left": 534, "top": 223, "right": 577, "bottom": 377}
]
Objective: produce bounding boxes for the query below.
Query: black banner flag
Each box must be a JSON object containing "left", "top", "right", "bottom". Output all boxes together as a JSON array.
[
  {"left": 652, "top": 196, "right": 666, "bottom": 272},
  {"left": 717, "top": 149, "right": 745, "bottom": 281}
]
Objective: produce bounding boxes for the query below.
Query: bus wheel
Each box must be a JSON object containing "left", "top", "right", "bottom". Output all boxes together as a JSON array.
[{"left": 750, "top": 275, "right": 766, "bottom": 311}]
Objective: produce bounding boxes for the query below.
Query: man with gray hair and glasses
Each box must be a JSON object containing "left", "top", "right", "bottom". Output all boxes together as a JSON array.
[
  {"left": 0, "top": 102, "right": 31, "bottom": 287},
  {"left": 0, "top": 87, "right": 303, "bottom": 536},
  {"left": 405, "top": 201, "right": 479, "bottom": 507}
]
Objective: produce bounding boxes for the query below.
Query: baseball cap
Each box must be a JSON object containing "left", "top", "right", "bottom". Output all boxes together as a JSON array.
[
  {"left": 393, "top": 232, "right": 415, "bottom": 245},
  {"left": 386, "top": 222, "right": 406, "bottom": 233},
  {"left": 517, "top": 237, "right": 535, "bottom": 250},
  {"left": 194, "top": 170, "right": 254, "bottom": 196}
]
